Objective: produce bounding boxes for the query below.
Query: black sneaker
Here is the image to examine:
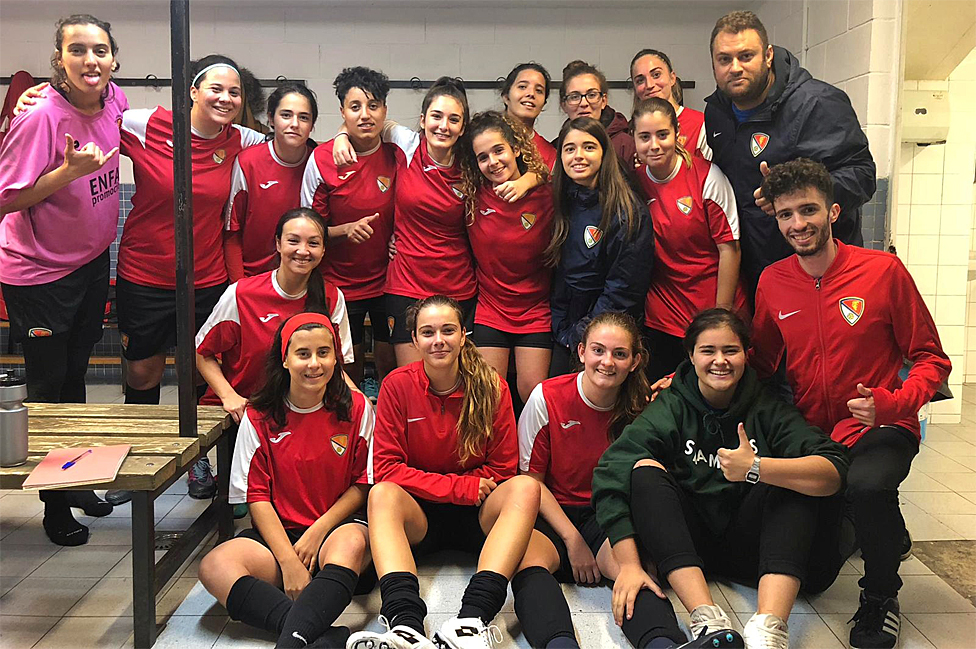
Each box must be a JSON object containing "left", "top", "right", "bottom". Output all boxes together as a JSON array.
[
  {"left": 850, "top": 591, "right": 900, "bottom": 648},
  {"left": 900, "top": 529, "right": 913, "bottom": 561},
  {"left": 187, "top": 457, "right": 216, "bottom": 499},
  {"left": 679, "top": 628, "right": 745, "bottom": 648}
]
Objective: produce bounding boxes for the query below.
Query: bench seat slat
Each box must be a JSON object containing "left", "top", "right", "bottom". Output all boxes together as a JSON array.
[
  {"left": 28, "top": 436, "right": 199, "bottom": 467},
  {"left": 28, "top": 417, "right": 224, "bottom": 445},
  {"left": 27, "top": 402, "right": 228, "bottom": 423}
]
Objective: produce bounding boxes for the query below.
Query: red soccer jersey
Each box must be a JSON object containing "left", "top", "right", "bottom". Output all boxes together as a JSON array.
[
  {"left": 119, "top": 107, "right": 265, "bottom": 288},
  {"left": 230, "top": 393, "right": 374, "bottom": 529},
  {"left": 301, "top": 139, "right": 397, "bottom": 301},
  {"left": 370, "top": 362, "right": 517, "bottom": 505},
  {"left": 752, "top": 241, "right": 951, "bottom": 447},
  {"left": 676, "top": 106, "right": 711, "bottom": 161},
  {"left": 519, "top": 372, "right": 614, "bottom": 507},
  {"left": 195, "top": 269, "right": 354, "bottom": 405},
  {"left": 532, "top": 130, "right": 557, "bottom": 170},
  {"left": 382, "top": 126, "right": 477, "bottom": 300},
  {"left": 467, "top": 185, "right": 553, "bottom": 333},
  {"left": 637, "top": 157, "right": 748, "bottom": 337},
  {"left": 226, "top": 141, "right": 309, "bottom": 278}
]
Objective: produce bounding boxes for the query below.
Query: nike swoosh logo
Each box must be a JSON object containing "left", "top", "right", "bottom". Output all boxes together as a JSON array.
[
  {"left": 259, "top": 313, "right": 279, "bottom": 323},
  {"left": 407, "top": 417, "right": 425, "bottom": 423},
  {"left": 423, "top": 164, "right": 437, "bottom": 172},
  {"left": 778, "top": 309, "right": 801, "bottom": 320},
  {"left": 259, "top": 180, "right": 279, "bottom": 189},
  {"left": 338, "top": 170, "right": 356, "bottom": 180},
  {"left": 480, "top": 208, "right": 496, "bottom": 215},
  {"left": 269, "top": 431, "right": 291, "bottom": 444},
  {"left": 646, "top": 198, "right": 657, "bottom": 204},
  {"left": 712, "top": 131, "right": 721, "bottom": 137},
  {"left": 560, "top": 420, "right": 581, "bottom": 429}
]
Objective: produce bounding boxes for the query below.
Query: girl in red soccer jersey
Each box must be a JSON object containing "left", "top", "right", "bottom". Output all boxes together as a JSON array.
[
  {"left": 629, "top": 49, "right": 711, "bottom": 160},
  {"left": 196, "top": 207, "right": 355, "bottom": 423},
  {"left": 557, "top": 61, "right": 636, "bottom": 167},
  {"left": 500, "top": 63, "right": 557, "bottom": 170},
  {"left": 224, "top": 83, "right": 318, "bottom": 282},
  {"left": 302, "top": 67, "right": 397, "bottom": 390},
  {"left": 331, "top": 78, "right": 541, "bottom": 368},
  {"left": 199, "top": 312, "right": 373, "bottom": 648},
  {"left": 632, "top": 98, "right": 746, "bottom": 381},
  {"left": 457, "top": 111, "right": 554, "bottom": 405},
  {"left": 347, "top": 295, "right": 541, "bottom": 649},
  {"left": 547, "top": 117, "right": 654, "bottom": 377}
]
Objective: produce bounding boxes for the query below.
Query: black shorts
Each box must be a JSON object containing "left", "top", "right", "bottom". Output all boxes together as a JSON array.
[
  {"left": 385, "top": 294, "right": 476, "bottom": 345},
  {"left": 412, "top": 500, "right": 487, "bottom": 558},
  {"left": 2, "top": 249, "right": 110, "bottom": 345},
  {"left": 235, "top": 513, "right": 375, "bottom": 594},
  {"left": 116, "top": 278, "right": 226, "bottom": 361},
  {"left": 346, "top": 295, "right": 390, "bottom": 346},
  {"left": 534, "top": 504, "right": 608, "bottom": 583},
  {"left": 471, "top": 324, "right": 551, "bottom": 350}
]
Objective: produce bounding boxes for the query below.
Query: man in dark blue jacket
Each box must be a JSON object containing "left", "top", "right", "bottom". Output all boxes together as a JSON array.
[{"left": 704, "top": 10, "right": 876, "bottom": 293}]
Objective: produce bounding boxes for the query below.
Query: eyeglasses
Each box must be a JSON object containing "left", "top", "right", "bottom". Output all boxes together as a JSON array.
[{"left": 562, "top": 89, "right": 604, "bottom": 106}]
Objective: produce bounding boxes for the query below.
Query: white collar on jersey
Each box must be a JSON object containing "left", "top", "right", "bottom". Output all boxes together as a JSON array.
[
  {"left": 352, "top": 139, "right": 382, "bottom": 157},
  {"left": 285, "top": 398, "right": 324, "bottom": 414},
  {"left": 271, "top": 268, "right": 308, "bottom": 300},
  {"left": 268, "top": 140, "right": 310, "bottom": 168},
  {"left": 645, "top": 157, "right": 682, "bottom": 184},
  {"left": 191, "top": 124, "right": 224, "bottom": 140},
  {"left": 577, "top": 372, "right": 615, "bottom": 412},
  {"left": 676, "top": 105, "right": 685, "bottom": 117}
]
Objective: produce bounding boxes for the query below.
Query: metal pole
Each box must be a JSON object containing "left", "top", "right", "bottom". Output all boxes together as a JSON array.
[{"left": 170, "top": 0, "right": 196, "bottom": 439}]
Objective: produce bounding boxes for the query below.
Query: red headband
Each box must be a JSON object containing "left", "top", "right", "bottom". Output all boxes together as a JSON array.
[{"left": 280, "top": 312, "right": 337, "bottom": 361}]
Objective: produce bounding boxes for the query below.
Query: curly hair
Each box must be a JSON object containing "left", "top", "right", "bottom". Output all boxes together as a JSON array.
[
  {"left": 406, "top": 295, "right": 502, "bottom": 465},
  {"left": 50, "top": 15, "right": 120, "bottom": 97},
  {"left": 760, "top": 158, "right": 834, "bottom": 209},
  {"left": 457, "top": 111, "right": 549, "bottom": 226}
]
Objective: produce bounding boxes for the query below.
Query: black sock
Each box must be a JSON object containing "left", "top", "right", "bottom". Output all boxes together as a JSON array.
[
  {"left": 643, "top": 638, "right": 678, "bottom": 649},
  {"left": 622, "top": 589, "right": 685, "bottom": 649},
  {"left": 306, "top": 626, "right": 351, "bottom": 648},
  {"left": 225, "top": 575, "right": 292, "bottom": 635},
  {"left": 378, "top": 572, "right": 427, "bottom": 635},
  {"left": 66, "top": 490, "right": 112, "bottom": 517},
  {"left": 548, "top": 638, "right": 583, "bottom": 649},
  {"left": 277, "top": 564, "right": 358, "bottom": 647},
  {"left": 512, "top": 567, "right": 578, "bottom": 648},
  {"left": 39, "top": 490, "right": 89, "bottom": 546},
  {"left": 124, "top": 383, "right": 160, "bottom": 405},
  {"left": 458, "top": 570, "right": 509, "bottom": 625}
]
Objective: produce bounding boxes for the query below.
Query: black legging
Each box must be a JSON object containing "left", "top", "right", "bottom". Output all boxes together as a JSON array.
[{"left": 847, "top": 425, "right": 918, "bottom": 598}]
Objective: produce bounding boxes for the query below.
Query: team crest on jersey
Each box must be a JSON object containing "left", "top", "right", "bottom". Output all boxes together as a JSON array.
[
  {"left": 839, "top": 297, "right": 865, "bottom": 326},
  {"left": 677, "top": 134, "right": 688, "bottom": 147},
  {"left": 213, "top": 148, "right": 227, "bottom": 164},
  {"left": 388, "top": 316, "right": 396, "bottom": 336},
  {"left": 330, "top": 433, "right": 349, "bottom": 456},
  {"left": 584, "top": 225, "right": 604, "bottom": 248},
  {"left": 521, "top": 213, "right": 536, "bottom": 230},
  {"left": 676, "top": 196, "right": 693, "bottom": 215},
  {"left": 750, "top": 133, "right": 769, "bottom": 157},
  {"left": 27, "top": 327, "right": 53, "bottom": 338},
  {"left": 376, "top": 176, "right": 391, "bottom": 193},
  {"left": 451, "top": 184, "right": 464, "bottom": 200}
]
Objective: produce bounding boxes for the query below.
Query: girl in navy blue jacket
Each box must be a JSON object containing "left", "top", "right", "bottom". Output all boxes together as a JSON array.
[{"left": 546, "top": 116, "right": 654, "bottom": 376}]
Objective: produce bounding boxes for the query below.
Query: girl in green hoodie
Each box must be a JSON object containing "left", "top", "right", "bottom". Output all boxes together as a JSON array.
[{"left": 592, "top": 308, "right": 849, "bottom": 649}]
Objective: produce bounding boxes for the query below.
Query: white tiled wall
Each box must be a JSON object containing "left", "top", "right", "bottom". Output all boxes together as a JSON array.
[{"left": 895, "top": 49, "right": 976, "bottom": 423}]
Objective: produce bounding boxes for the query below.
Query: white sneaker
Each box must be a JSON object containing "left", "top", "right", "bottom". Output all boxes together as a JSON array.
[
  {"left": 346, "top": 617, "right": 435, "bottom": 649},
  {"left": 742, "top": 613, "right": 789, "bottom": 649},
  {"left": 689, "top": 604, "right": 735, "bottom": 638},
  {"left": 432, "top": 617, "right": 503, "bottom": 649}
]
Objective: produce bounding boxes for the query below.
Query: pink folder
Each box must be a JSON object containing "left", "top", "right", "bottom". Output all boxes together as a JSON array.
[{"left": 22, "top": 444, "right": 131, "bottom": 490}]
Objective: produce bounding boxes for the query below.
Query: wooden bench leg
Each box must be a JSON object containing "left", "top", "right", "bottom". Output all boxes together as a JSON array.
[
  {"left": 216, "top": 431, "right": 233, "bottom": 542},
  {"left": 131, "top": 491, "right": 157, "bottom": 649}
]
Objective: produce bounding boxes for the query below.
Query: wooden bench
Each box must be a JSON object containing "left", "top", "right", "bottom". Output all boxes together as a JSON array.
[{"left": 0, "top": 403, "right": 233, "bottom": 649}]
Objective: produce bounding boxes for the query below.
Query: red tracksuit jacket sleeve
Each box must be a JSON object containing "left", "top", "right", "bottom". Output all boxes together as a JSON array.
[
  {"left": 871, "top": 261, "right": 951, "bottom": 424},
  {"left": 461, "top": 381, "right": 518, "bottom": 483},
  {"left": 370, "top": 378, "right": 481, "bottom": 505},
  {"left": 750, "top": 279, "right": 786, "bottom": 379}
]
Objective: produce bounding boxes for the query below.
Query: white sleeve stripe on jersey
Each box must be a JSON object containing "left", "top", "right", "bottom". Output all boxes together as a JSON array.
[
  {"left": 121, "top": 107, "right": 156, "bottom": 149},
  {"left": 384, "top": 122, "right": 421, "bottom": 164},
  {"left": 365, "top": 421, "right": 375, "bottom": 484},
  {"left": 697, "top": 128, "right": 713, "bottom": 161},
  {"left": 224, "top": 158, "right": 248, "bottom": 228},
  {"left": 300, "top": 152, "right": 325, "bottom": 209},
  {"left": 358, "top": 398, "right": 376, "bottom": 442},
  {"left": 517, "top": 383, "right": 550, "bottom": 473},
  {"left": 331, "top": 288, "right": 355, "bottom": 364},
  {"left": 229, "top": 410, "right": 261, "bottom": 504},
  {"left": 702, "top": 163, "right": 739, "bottom": 239},
  {"left": 194, "top": 283, "right": 241, "bottom": 350},
  {"left": 233, "top": 123, "right": 267, "bottom": 149}
]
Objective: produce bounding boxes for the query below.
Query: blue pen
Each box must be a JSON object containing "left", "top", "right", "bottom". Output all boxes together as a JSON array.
[{"left": 61, "top": 449, "right": 92, "bottom": 470}]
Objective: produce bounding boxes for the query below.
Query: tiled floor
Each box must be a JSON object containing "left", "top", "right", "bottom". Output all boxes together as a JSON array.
[{"left": 1, "top": 385, "right": 975, "bottom": 648}]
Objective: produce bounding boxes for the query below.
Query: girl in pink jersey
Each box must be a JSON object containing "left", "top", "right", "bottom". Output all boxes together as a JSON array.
[
  {"left": 457, "top": 111, "right": 554, "bottom": 405},
  {"left": 500, "top": 63, "right": 557, "bottom": 170},
  {"left": 196, "top": 208, "right": 354, "bottom": 423},
  {"left": 199, "top": 312, "right": 373, "bottom": 648},
  {"left": 224, "top": 83, "right": 318, "bottom": 281},
  {"left": 632, "top": 98, "right": 746, "bottom": 381},
  {"left": 0, "top": 14, "right": 127, "bottom": 544},
  {"left": 630, "top": 49, "right": 712, "bottom": 160}
]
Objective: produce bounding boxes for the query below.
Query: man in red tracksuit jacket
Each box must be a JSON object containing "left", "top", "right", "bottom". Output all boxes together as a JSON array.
[{"left": 750, "top": 159, "right": 951, "bottom": 649}]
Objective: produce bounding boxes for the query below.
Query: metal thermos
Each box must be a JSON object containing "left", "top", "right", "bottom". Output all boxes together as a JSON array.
[{"left": 0, "top": 374, "right": 29, "bottom": 467}]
